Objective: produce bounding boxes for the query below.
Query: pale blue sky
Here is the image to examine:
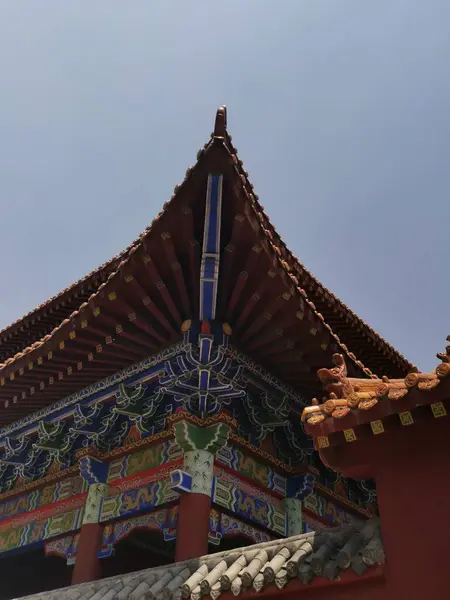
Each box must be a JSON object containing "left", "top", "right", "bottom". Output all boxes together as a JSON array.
[{"left": 0, "top": 1, "right": 449, "bottom": 371}]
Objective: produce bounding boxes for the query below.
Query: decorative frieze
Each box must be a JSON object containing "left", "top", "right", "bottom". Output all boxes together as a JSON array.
[
  {"left": 0, "top": 505, "right": 84, "bottom": 553},
  {"left": 100, "top": 479, "right": 177, "bottom": 522},
  {"left": 212, "top": 467, "right": 285, "bottom": 536},
  {"left": 304, "top": 491, "right": 364, "bottom": 527}
]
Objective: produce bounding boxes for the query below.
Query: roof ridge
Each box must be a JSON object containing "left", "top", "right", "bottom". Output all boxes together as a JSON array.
[
  {"left": 0, "top": 137, "right": 216, "bottom": 375},
  {"left": 220, "top": 126, "right": 411, "bottom": 374},
  {"left": 0, "top": 106, "right": 411, "bottom": 377},
  {"left": 0, "top": 216, "right": 145, "bottom": 350},
  {"left": 302, "top": 342, "right": 450, "bottom": 425},
  {"left": 0, "top": 257, "right": 116, "bottom": 339},
  {"left": 0, "top": 124, "right": 221, "bottom": 350}
]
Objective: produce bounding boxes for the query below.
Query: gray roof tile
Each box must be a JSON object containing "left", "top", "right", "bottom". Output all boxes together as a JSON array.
[{"left": 14, "top": 520, "right": 383, "bottom": 600}]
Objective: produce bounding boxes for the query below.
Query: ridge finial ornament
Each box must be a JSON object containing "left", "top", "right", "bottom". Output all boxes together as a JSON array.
[
  {"left": 317, "top": 353, "right": 354, "bottom": 399},
  {"left": 436, "top": 340, "right": 450, "bottom": 364},
  {"left": 436, "top": 338, "right": 450, "bottom": 378},
  {"left": 214, "top": 105, "right": 227, "bottom": 138}
]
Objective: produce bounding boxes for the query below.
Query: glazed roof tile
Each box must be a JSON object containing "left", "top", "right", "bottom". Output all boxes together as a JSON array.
[
  {"left": 0, "top": 255, "right": 123, "bottom": 360},
  {"left": 15, "top": 520, "right": 383, "bottom": 600},
  {"left": 302, "top": 338, "right": 450, "bottom": 426}
]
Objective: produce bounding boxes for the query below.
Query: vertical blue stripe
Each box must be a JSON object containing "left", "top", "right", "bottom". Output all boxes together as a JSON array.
[
  {"left": 200, "top": 174, "right": 223, "bottom": 321},
  {"left": 205, "top": 175, "right": 221, "bottom": 254}
]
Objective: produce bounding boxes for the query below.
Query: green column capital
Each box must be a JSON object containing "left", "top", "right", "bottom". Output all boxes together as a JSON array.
[{"left": 173, "top": 420, "right": 231, "bottom": 454}]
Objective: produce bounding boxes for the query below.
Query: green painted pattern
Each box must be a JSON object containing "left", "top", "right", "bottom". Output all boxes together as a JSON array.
[
  {"left": 213, "top": 469, "right": 285, "bottom": 536},
  {"left": 0, "top": 476, "right": 85, "bottom": 523},
  {"left": 100, "top": 479, "right": 177, "bottom": 522},
  {"left": 304, "top": 492, "right": 364, "bottom": 527},
  {"left": 173, "top": 421, "right": 231, "bottom": 453},
  {"left": 107, "top": 440, "right": 182, "bottom": 483},
  {"left": 0, "top": 508, "right": 84, "bottom": 553},
  {"left": 236, "top": 452, "right": 270, "bottom": 487}
]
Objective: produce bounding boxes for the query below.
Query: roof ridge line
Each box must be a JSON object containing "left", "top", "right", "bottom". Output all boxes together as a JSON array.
[
  {"left": 0, "top": 112, "right": 227, "bottom": 349},
  {"left": 0, "top": 256, "right": 120, "bottom": 341},
  {"left": 218, "top": 137, "right": 378, "bottom": 378},
  {"left": 0, "top": 106, "right": 411, "bottom": 378},
  {"left": 219, "top": 128, "right": 411, "bottom": 374},
  {"left": 302, "top": 343, "right": 450, "bottom": 425},
  {"left": 0, "top": 136, "right": 218, "bottom": 374}
]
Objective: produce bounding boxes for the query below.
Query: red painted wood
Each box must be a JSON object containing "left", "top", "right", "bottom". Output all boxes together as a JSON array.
[
  {"left": 308, "top": 379, "right": 450, "bottom": 439},
  {"left": 109, "top": 458, "right": 183, "bottom": 491},
  {"left": 124, "top": 275, "right": 174, "bottom": 335},
  {"left": 201, "top": 321, "right": 211, "bottom": 334},
  {"left": 175, "top": 493, "right": 210, "bottom": 562},
  {"left": 71, "top": 523, "right": 103, "bottom": 585},
  {"left": 318, "top": 407, "right": 450, "bottom": 599},
  {"left": 140, "top": 256, "right": 182, "bottom": 325},
  {"left": 375, "top": 416, "right": 450, "bottom": 599},
  {"left": 161, "top": 234, "right": 191, "bottom": 318}
]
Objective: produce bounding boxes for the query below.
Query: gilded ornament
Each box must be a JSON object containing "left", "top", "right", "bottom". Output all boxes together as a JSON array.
[
  {"left": 405, "top": 372, "right": 420, "bottom": 388},
  {"left": 359, "top": 398, "right": 378, "bottom": 411},
  {"left": 343, "top": 429, "right": 357, "bottom": 442},
  {"left": 436, "top": 362, "right": 450, "bottom": 378},
  {"left": 418, "top": 378, "right": 439, "bottom": 391},
  {"left": 222, "top": 323, "right": 233, "bottom": 335},
  {"left": 431, "top": 402, "right": 447, "bottom": 418},
  {"left": 399, "top": 411, "right": 414, "bottom": 426},
  {"left": 181, "top": 320, "right": 192, "bottom": 333},
  {"left": 374, "top": 382, "right": 389, "bottom": 398},
  {"left": 370, "top": 420, "right": 384, "bottom": 435},
  {"left": 307, "top": 413, "right": 326, "bottom": 425},
  {"left": 347, "top": 393, "right": 361, "bottom": 409},
  {"left": 331, "top": 407, "right": 351, "bottom": 419},
  {"left": 388, "top": 388, "right": 408, "bottom": 401},
  {"left": 317, "top": 436, "right": 329, "bottom": 448}
]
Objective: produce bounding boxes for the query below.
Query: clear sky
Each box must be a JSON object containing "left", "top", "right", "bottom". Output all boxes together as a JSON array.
[{"left": 0, "top": 1, "right": 448, "bottom": 372}]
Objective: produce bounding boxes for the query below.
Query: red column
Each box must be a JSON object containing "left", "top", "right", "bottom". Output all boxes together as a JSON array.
[
  {"left": 72, "top": 523, "right": 103, "bottom": 584},
  {"left": 172, "top": 420, "right": 231, "bottom": 562},
  {"left": 71, "top": 479, "right": 108, "bottom": 585},
  {"left": 175, "top": 492, "right": 211, "bottom": 562}
]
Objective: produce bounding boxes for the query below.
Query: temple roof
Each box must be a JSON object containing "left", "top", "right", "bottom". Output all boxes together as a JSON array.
[
  {"left": 15, "top": 520, "right": 384, "bottom": 600},
  {"left": 302, "top": 337, "right": 450, "bottom": 437},
  {"left": 0, "top": 258, "right": 122, "bottom": 364},
  {"left": 0, "top": 107, "right": 411, "bottom": 426}
]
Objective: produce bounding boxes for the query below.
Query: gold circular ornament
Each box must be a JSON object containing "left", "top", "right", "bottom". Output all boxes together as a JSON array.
[
  {"left": 181, "top": 320, "right": 192, "bottom": 332},
  {"left": 222, "top": 323, "right": 233, "bottom": 335}
]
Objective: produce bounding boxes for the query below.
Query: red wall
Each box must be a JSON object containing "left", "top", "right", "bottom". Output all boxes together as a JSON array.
[
  {"left": 320, "top": 413, "right": 450, "bottom": 600},
  {"left": 375, "top": 415, "right": 450, "bottom": 599}
]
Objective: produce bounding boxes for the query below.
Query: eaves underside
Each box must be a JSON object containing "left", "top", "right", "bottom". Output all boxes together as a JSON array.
[{"left": 0, "top": 108, "right": 411, "bottom": 426}]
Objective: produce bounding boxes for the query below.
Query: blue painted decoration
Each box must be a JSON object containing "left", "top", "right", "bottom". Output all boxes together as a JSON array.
[
  {"left": 199, "top": 174, "right": 223, "bottom": 321},
  {"left": 170, "top": 469, "right": 192, "bottom": 494},
  {"left": 286, "top": 474, "right": 315, "bottom": 500}
]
